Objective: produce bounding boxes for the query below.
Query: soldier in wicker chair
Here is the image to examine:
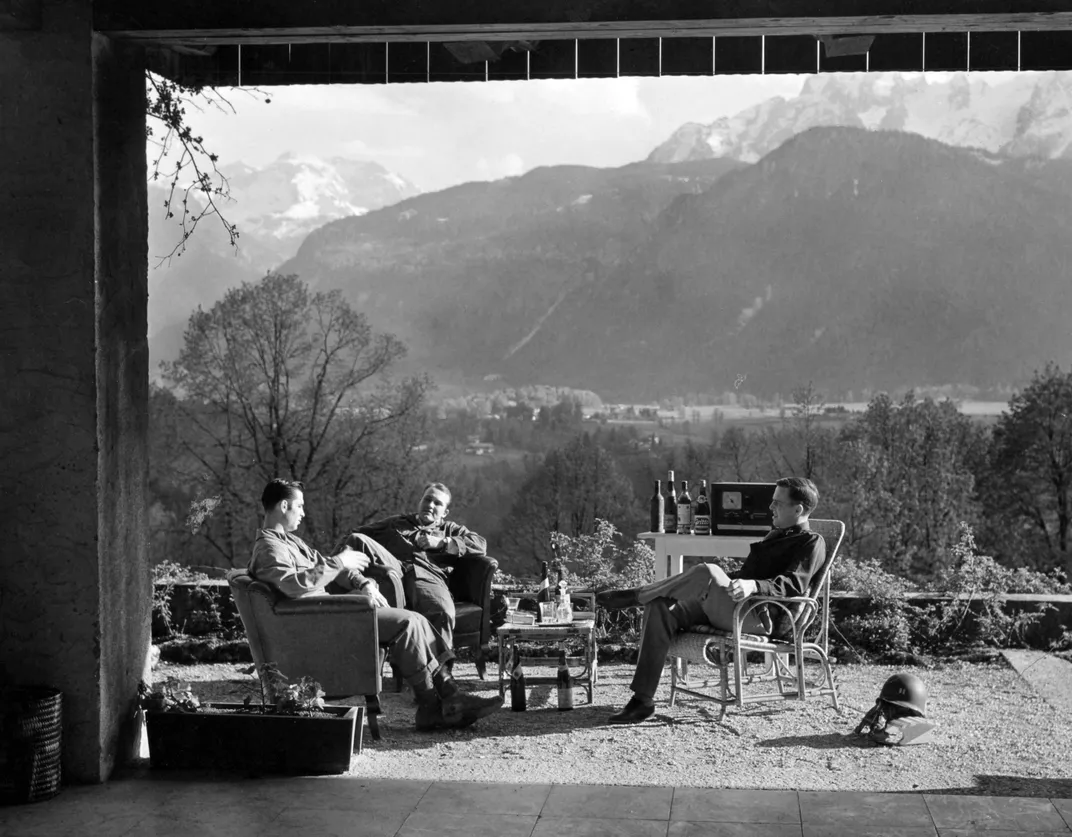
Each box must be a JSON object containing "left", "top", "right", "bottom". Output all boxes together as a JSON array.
[{"left": 598, "top": 477, "right": 826, "bottom": 724}]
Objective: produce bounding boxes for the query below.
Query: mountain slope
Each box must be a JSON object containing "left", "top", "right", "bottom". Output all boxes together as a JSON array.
[
  {"left": 564, "top": 128, "right": 1072, "bottom": 398},
  {"left": 280, "top": 158, "right": 743, "bottom": 380},
  {"left": 282, "top": 129, "right": 1072, "bottom": 400}
]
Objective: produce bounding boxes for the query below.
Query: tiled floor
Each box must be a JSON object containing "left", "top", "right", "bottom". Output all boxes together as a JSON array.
[{"left": 1, "top": 775, "right": 1071, "bottom": 837}]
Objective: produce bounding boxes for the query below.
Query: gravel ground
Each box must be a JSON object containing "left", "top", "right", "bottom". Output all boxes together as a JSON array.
[
  {"left": 1003, "top": 650, "right": 1072, "bottom": 717},
  {"left": 156, "top": 658, "right": 1072, "bottom": 798}
]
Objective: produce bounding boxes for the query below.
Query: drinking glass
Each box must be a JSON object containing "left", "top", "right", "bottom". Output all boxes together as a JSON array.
[
  {"left": 506, "top": 596, "right": 521, "bottom": 613},
  {"left": 539, "top": 602, "right": 557, "bottom": 623}
]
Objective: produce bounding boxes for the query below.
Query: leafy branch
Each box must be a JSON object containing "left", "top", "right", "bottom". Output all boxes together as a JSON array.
[{"left": 145, "top": 71, "right": 270, "bottom": 263}]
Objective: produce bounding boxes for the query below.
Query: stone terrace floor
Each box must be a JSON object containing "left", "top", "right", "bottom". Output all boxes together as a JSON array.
[{"left": 2, "top": 774, "right": 1071, "bottom": 837}]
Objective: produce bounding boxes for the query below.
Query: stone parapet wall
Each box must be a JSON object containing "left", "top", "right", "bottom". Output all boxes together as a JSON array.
[
  {"left": 159, "top": 581, "right": 1072, "bottom": 649},
  {"left": 828, "top": 592, "right": 1072, "bottom": 649}
]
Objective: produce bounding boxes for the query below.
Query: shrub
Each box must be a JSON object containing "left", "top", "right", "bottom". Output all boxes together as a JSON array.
[
  {"left": 914, "top": 524, "right": 1061, "bottom": 651},
  {"left": 830, "top": 556, "right": 915, "bottom": 597},
  {"left": 832, "top": 524, "right": 1065, "bottom": 661},
  {"left": 152, "top": 560, "right": 225, "bottom": 637},
  {"left": 549, "top": 518, "right": 655, "bottom": 592},
  {"left": 549, "top": 519, "right": 655, "bottom": 640}
]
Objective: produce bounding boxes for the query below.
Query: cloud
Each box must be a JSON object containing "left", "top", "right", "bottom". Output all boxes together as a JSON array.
[
  {"left": 466, "top": 82, "right": 518, "bottom": 105},
  {"left": 339, "top": 138, "right": 371, "bottom": 156},
  {"left": 475, "top": 153, "right": 526, "bottom": 181},
  {"left": 529, "top": 77, "right": 649, "bottom": 119},
  {"left": 267, "top": 85, "right": 419, "bottom": 116}
]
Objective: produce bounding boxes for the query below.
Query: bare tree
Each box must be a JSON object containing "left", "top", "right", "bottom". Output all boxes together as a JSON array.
[
  {"left": 984, "top": 362, "right": 1072, "bottom": 576},
  {"left": 502, "top": 434, "right": 641, "bottom": 570},
  {"left": 764, "top": 381, "right": 828, "bottom": 480},
  {"left": 717, "top": 426, "right": 761, "bottom": 481},
  {"left": 158, "top": 273, "right": 442, "bottom": 565}
]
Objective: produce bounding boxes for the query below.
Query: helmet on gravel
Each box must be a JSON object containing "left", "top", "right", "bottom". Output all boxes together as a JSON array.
[{"left": 879, "top": 673, "right": 927, "bottom": 717}]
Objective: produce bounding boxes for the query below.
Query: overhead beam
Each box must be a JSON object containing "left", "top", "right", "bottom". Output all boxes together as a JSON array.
[
  {"left": 149, "top": 29, "right": 1072, "bottom": 88},
  {"left": 97, "top": 0, "right": 1072, "bottom": 45},
  {"left": 0, "top": 0, "right": 41, "bottom": 30}
]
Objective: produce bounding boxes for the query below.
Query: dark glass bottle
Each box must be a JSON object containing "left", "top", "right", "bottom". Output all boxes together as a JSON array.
[
  {"left": 663, "top": 470, "right": 677, "bottom": 534},
  {"left": 556, "top": 649, "right": 574, "bottom": 711},
  {"left": 537, "top": 562, "right": 551, "bottom": 599},
  {"left": 649, "top": 479, "right": 665, "bottom": 533},
  {"left": 694, "top": 478, "right": 712, "bottom": 535},
  {"left": 535, "top": 561, "right": 551, "bottom": 622},
  {"left": 676, "top": 480, "right": 693, "bottom": 534},
  {"left": 509, "top": 646, "right": 527, "bottom": 712}
]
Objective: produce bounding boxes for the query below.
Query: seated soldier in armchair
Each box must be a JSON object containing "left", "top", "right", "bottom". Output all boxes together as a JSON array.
[
  {"left": 351, "top": 482, "right": 486, "bottom": 652},
  {"left": 597, "top": 477, "right": 826, "bottom": 724},
  {"left": 248, "top": 478, "right": 501, "bottom": 731}
]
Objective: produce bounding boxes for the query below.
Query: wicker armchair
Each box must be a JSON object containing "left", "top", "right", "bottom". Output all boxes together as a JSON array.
[{"left": 666, "top": 519, "right": 846, "bottom": 720}]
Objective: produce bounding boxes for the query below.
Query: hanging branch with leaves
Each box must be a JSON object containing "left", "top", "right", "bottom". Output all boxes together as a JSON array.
[{"left": 144, "top": 71, "right": 271, "bottom": 261}]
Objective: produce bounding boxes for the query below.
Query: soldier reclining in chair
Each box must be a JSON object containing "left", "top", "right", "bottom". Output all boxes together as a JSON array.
[
  {"left": 353, "top": 482, "right": 486, "bottom": 653},
  {"left": 248, "top": 478, "right": 502, "bottom": 731},
  {"left": 597, "top": 477, "right": 826, "bottom": 724}
]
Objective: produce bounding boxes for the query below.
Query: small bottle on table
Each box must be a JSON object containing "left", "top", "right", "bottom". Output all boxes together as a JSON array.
[
  {"left": 509, "top": 646, "right": 527, "bottom": 712},
  {"left": 556, "top": 649, "right": 574, "bottom": 711}
]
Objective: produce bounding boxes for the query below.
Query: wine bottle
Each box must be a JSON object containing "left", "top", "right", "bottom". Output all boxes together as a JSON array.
[
  {"left": 694, "top": 478, "right": 712, "bottom": 535},
  {"left": 537, "top": 562, "right": 551, "bottom": 599},
  {"left": 676, "top": 480, "right": 693, "bottom": 534},
  {"left": 535, "top": 561, "right": 551, "bottom": 622},
  {"left": 509, "top": 646, "right": 527, "bottom": 712},
  {"left": 649, "top": 479, "right": 665, "bottom": 533},
  {"left": 664, "top": 470, "right": 677, "bottom": 534},
  {"left": 556, "top": 649, "right": 575, "bottom": 711}
]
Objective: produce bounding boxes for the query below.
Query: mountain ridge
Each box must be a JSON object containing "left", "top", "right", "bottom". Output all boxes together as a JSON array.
[
  {"left": 277, "top": 128, "right": 1072, "bottom": 400},
  {"left": 648, "top": 72, "right": 1072, "bottom": 165}
]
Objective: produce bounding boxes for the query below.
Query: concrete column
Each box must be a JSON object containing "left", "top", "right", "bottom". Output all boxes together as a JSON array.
[{"left": 0, "top": 1, "right": 149, "bottom": 782}]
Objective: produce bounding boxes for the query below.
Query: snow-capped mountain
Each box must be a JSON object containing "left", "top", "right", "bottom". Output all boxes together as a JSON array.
[
  {"left": 648, "top": 71, "right": 1072, "bottom": 163},
  {"left": 218, "top": 153, "right": 421, "bottom": 256},
  {"left": 147, "top": 153, "right": 420, "bottom": 372}
]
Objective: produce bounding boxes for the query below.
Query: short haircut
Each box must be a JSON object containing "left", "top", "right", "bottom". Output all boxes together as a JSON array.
[
  {"left": 776, "top": 477, "right": 819, "bottom": 515},
  {"left": 423, "top": 482, "right": 452, "bottom": 506},
  {"left": 261, "top": 478, "right": 304, "bottom": 512}
]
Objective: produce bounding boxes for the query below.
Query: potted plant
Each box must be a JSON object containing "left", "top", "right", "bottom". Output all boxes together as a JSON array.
[{"left": 140, "top": 664, "right": 363, "bottom": 775}]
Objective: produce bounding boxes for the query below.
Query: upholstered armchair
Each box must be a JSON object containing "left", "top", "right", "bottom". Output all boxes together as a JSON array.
[
  {"left": 384, "top": 553, "right": 498, "bottom": 688},
  {"left": 227, "top": 569, "right": 391, "bottom": 739},
  {"left": 447, "top": 554, "right": 498, "bottom": 679}
]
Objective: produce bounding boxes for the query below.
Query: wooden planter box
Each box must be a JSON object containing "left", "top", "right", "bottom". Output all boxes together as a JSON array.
[{"left": 145, "top": 704, "right": 363, "bottom": 775}]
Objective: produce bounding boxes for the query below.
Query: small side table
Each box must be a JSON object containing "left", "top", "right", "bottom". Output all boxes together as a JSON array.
[
  {"left": 497, "top": 620, "right": 598, "bottom": 705},
  {"left": 638, "top": 531, "right": 756, "bottom": 580}
]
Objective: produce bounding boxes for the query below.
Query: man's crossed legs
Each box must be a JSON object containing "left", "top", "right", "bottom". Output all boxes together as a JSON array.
[{"left": 601, "top": 562, "right": 770, "bottom": 724}]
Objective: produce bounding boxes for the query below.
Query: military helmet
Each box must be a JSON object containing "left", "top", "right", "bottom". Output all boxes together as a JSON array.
[{"left": 879, "top": 673, "right": 927, "bottom": 717}]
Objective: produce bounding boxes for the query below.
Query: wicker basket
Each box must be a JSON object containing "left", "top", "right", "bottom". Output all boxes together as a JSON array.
[{"left": 0, "top": 686, "right": 63, "bottom": 805}]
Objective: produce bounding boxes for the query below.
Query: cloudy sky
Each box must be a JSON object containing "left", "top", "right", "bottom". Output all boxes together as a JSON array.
[{"left": 173, "top": 75, "right": 808, "bottom": 193}]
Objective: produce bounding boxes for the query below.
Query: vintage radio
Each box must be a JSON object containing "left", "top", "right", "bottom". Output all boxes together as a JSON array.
[{"left": 711, "top": 482, "right": 776, "bottom": 535}]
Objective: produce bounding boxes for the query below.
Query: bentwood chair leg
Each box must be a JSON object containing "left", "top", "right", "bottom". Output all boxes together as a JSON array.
[{"left": 821, "top": 653, "right": 841, "bottom": 712}]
